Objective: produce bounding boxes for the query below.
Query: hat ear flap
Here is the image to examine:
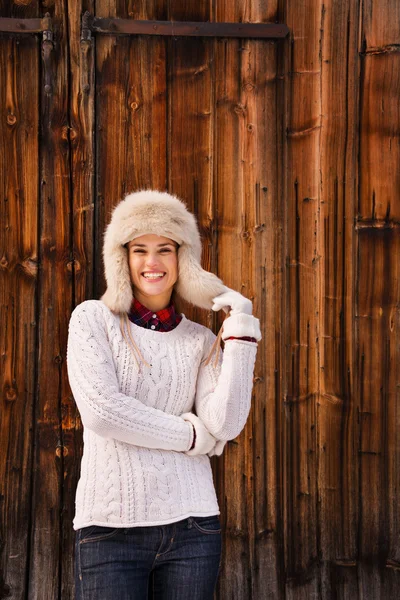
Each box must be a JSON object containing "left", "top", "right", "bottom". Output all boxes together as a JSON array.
[
  {"left": 175, "top": 244, "right": 226, "bottom": 309},
  {"left": 100, "top": 244, "right": 133, "bottom": 313}
]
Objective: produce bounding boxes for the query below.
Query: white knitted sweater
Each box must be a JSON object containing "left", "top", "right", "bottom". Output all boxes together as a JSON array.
[{"left": 67, "top": 299, "right": 258, "bottom": 529}]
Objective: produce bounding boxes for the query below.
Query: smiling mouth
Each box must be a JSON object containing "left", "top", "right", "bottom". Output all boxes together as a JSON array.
[{"left": 141, "top": 272, "right": 166, "bottom": 281}]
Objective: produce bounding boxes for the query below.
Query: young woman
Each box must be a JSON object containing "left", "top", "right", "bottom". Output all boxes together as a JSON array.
[{"left": 67, "top": 190, "right": 261, "bottom": 599}]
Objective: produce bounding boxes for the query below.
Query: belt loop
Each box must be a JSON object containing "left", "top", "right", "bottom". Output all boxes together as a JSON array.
[{"left": 187, "top": 517, "right": 193, "bottom": 529}]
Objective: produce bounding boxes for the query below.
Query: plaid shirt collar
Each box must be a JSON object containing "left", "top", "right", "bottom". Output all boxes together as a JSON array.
[{"left": 128, "top": 297, "right": 182, "bottom": 332}]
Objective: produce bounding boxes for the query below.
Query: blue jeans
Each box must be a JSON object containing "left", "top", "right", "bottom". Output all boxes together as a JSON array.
[{"left": 74, "top": 515, "right": 222, "bottom": 599}]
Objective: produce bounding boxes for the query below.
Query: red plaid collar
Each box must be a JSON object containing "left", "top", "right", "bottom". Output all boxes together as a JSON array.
[{"left": 128, "top": 297, "right": 182, "bottom": 332}]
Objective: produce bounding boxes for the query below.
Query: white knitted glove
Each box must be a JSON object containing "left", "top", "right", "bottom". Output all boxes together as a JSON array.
[
  {"left": 181, "top": 412, "right": 218, "bottom": 456},
  {"left": 207, "top": 440, "right": 227, "bottom": 457},
  {"left": 212, "top": 288, "right": 262, "bottom": 341},
  {"left": 211, "top": 287, "right": 252, "bottom": 315}
]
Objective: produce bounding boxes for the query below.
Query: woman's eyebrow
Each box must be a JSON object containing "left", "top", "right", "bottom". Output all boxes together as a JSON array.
[{"left": 130, "top": 242, "right": 175, "bottom": 248}]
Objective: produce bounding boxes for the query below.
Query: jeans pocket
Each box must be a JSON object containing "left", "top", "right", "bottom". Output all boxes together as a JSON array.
[
  {"left": 190, "top": 515, "right": 222, "bottom": 535},
  {"left": 79, "top": 525, "right": 120, "bottom": 545}
]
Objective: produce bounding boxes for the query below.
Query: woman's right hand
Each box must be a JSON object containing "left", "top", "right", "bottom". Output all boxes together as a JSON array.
[{"left": 181, "top": 412, "right": 218, "bottom": 456}]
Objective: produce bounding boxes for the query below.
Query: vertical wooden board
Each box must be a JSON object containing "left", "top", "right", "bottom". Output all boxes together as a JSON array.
[
  {"left": 362, "top": 0, "right": 400, "bottom": 49},
  {"left": 318, "top": 0, "right": 360, "bottom": 597},
  {"left": 240, "top": 39, "right": 284, "bottom": 600},
  {"left": 230, "top": 0, "right": 285, "bottom": 591},
  {"left": 358, "top": 51, "right": 400, "bottom": 222},
  {"left": 282, "top": 0, "right": 322, "bottom": 597},
  {"left": 165, "top": 1, "right": 213, "bottom": 327},
  {"left": 95, "top": 0, "right": 167, "bottom": 298},
  {"left": 0, "top": 34, "right": 39, "bottom": 600},
  {"left": 69, "top": 0, "right": 96, "bottom": 304},
  {"left": 213, "top": 4, "right": 285, "bottom": 597},
  {"left": 358, "top": 2, "right": 400, "bottom": 596},
  {"left": 357, "top": 228, "right": 399, "bottom": 598},
  {"left": 166, "top": 32, "right": 214, "bottom": 327},
  {"left": 63, "top": 2, "right": 95, "bottom": 598},
  {"left": 242, "top": 36, "right": 286, "bottom": 600},
  {"left": 214, "top": 36, "right": 251, "bottom": 599},
  {"left": 28, "top": 2, "right": 72, "bottom": 598}
]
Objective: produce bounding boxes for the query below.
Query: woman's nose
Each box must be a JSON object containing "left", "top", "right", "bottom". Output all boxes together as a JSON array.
[{"left": 145, "top": 254, "right": 161, "bottom": 268}]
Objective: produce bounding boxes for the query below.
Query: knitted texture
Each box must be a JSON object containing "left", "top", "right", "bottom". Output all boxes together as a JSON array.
[{"left": 67, "top": 300, "right": 258, "bottom": 529}]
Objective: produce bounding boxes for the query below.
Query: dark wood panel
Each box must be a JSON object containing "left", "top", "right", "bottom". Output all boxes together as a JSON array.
[
  {"left": 282, "top": 0, "right": 322, "bottom": 597},
  {"left": 357, "top": 1, "right": 400, "bottom": 595},
  {"left": 362, "top": 0, "right": 400, "bottom": 49},
  {"left": 359, "top": 51, "right": 400, "bottom": 222},
  {"left": 239, "top": 38, "right": 284, "bottom": 600},
  {"left": 356, "top": 228, "right": 400, "bottom": 596},
  {"left": 318, "top": 0, "right": 360, "bottom": 598},
  {"left": 95, "top": 0, "right": 168, "bottom": 298},
  {"left": 212, "top": 1, "right": 285, "bottom": 587},
  {"left": 1, "top": 0, "right": 400, "bottom": 598},
  {"left": 27, "top": 0, "right": 72, "bottom": 597},
  {"left": 167, "top": 32, "right": 214, "bottom": 327},
  {"left": 63, "top": 1, "right": 95, "bottom": 598},
  {"left": 0, "top": 34, "right": 39, "bottom": 600},
  {"left": 213, "top": 35, "right": 252, "bottom": 598}
]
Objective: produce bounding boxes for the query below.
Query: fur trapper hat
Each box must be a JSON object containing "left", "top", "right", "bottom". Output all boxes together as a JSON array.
[{"left": 100, "top": 190, "right": 227, "bottom": 313}]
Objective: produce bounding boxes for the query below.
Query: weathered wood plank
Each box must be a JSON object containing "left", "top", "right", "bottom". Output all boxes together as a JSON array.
[
  {"left": 240, "top": 37, "right": 284, "bottom": 600},
  {"left": 361, "top": 0, "right": 400, "bottom": 221},
  {"left": 362, "top": 0, "right": 400, "bottom": 50},
  {"left": 223, "top": 1, "right": 285, "bottom": 596},
  {"left": 95, "top": 0, "right": 167, "bottom": 298},
  {"left": 282, "top": 0, "right": 322, "bottom": 597},
  {"left": 356, "top": 229, "right": 400, "bottom": 598},
  {"left": 27, "top": 1, "right": 72, "bottom": 597},
  {"left": 318, "top": 0, "right": 360, "bottom": 598},
  {"left": 0, "top": 31, "right": 39, "bottom": 600},
  {"left": 359, "top": 46, "right": 400, "bottom": 221},
  {"left": 62, "top": 1, "right": 95, "bottom": 598},
  {"left": 357, "top": 1, "right": 400, "bottom": 597},
  {"left": 167, "top": 31, "right": 214, "bottom": 327},
  {"left": 213, "top": 35, "right": 252, "bottom": 597}
]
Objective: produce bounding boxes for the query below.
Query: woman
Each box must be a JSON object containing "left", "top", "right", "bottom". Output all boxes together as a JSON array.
[{"left": 67, "top": 190, "right": 261, "bottom": 599}]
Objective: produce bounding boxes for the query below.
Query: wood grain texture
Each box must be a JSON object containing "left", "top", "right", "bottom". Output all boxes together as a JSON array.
[
  {"left": 318, "top": 0, "right": 360, "bottom": 598},
  {"left": 357, "top": 2, "right": 400, "bottom": 596},
  {"left": 95, "top": 0, "right": 167, "bottom": 299},
  {"left": 62, "top": 2, "right": 95, "bottom": 598},
  {"left": 27, "top": 0, "right": 72, "bottom": 596},
  {"left": 212, "top": 2, "right": 285, "bottom": 598},
  {"left": 1, "top": 0, "right": 400, "bottom": 598},
  {"left": 167, "top": 0, "right": 213, "bottom": 327},
  {"left": 0, "top": 30, "right": 39, "bottom": 600},
  {"left": 282, "top": 0, "right": 322, "bottom": 596}
]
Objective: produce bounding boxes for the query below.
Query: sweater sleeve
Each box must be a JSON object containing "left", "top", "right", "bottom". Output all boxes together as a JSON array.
[
  {"left": 194, "top": 329, "right": 258, "bottom": 441},
  {"left": 66, "top": 302, "right": 193, "bottom": 451}
]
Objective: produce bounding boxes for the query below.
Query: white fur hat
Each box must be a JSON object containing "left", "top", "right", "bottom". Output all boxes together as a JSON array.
[{"left": 100, "top": 190, "right": 227, "bottom": 313}]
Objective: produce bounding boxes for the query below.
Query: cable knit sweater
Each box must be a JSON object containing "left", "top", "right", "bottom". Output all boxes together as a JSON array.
[{"left": 67, "top": 299, "right": 258, "bottom": 530}]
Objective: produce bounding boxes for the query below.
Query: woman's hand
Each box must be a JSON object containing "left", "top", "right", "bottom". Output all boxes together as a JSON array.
[
  {"left": 211, "top": 287, "right": 253, "bottom": 316},
  {"left": 212, "top": 287, "right": 262, "bottom": 341},
  {"left": 181, "top": 412, "right": 218, "bottom": 456}
]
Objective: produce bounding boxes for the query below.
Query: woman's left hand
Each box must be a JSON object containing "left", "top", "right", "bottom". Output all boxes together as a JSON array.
[
  {"left": 211, "top": 287, "right": 253, "bottom": 316},
  {"left": 207, "top": 440, "right": 227, "bottom": 457}
]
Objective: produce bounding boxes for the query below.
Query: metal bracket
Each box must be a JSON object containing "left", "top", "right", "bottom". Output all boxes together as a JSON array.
[
  {"left": 0, "top": 13, "right": 55, "bottom": 95},
  {"left": 80, "top": 11, "right": 289, "bottom": 40},
  {"left": 81, "top": 10, "right": 92, "bottom": 43},
  {"left": 41, "top": 13, "right": 54, "bottom": 95}
]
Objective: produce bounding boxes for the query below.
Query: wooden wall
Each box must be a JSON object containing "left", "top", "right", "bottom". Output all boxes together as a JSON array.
[{"left": 0, "top": 0, "right": 399, "bottom": 598}]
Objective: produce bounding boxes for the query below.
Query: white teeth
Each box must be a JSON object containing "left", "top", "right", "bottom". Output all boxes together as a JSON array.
[{"left": 143, "top": 273, "right": 165, "bottom": 279}]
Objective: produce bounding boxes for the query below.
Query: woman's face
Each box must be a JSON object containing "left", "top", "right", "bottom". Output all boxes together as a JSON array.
[{"left": 127, "top": 234, "right": 179, "bottom": 309}]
